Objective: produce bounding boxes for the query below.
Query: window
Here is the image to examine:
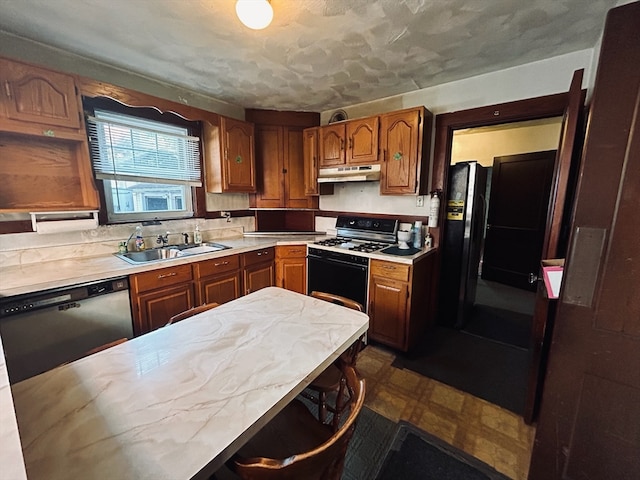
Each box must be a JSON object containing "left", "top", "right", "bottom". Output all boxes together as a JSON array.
[{"left": 86, "top": 108, "right": 201, "bottom": 223}]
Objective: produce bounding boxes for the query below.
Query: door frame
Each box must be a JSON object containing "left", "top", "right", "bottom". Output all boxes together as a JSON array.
[{"left": 431, "top": 84, "right": 584, "bottom": 422}]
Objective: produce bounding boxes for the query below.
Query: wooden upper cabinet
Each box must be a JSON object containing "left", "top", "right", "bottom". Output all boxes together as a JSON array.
[
  {"left": 222, "top": 117, "right": 256, "bottom": 192},
  {"left": 346, "top": 116, "right": 379, "bottom": 165},
  {"left": 284, "top": 126, "right": 314, "bottom": 208},
  {"left": 0, "top": 56, "right": 99, "bottom": 212},
  {"left": 303, "top": 127, "right": 319, "bottom": 195},
  {"left": 204, "top": 116, "right": 256, "bottom": 193},
  {"left": 379, "top": 106, "right": 432, "bottom": 195},
  {"left": 0, "top": 57, "right": 83, "bottom": 136},
  {"left": 319, "top": 123, "right": 345, "bottom": 167},
  {"left": 253, "top": 124, "right": 285, "bottom": 207},
  {"left": 319, "top": 116, "right": 379, "bottom": 168},
  {"left": 247, "top": 109, "right": 319, "bottom": 209}
]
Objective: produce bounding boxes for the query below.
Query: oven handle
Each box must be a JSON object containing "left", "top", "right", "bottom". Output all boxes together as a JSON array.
[{"left": 307, "top": 254, "right": 368, "bottom": 271}]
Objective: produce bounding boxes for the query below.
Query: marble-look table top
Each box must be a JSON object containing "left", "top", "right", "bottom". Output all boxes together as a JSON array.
[{"left": 11, "top": 287, "right": 369, "bottom": 480}]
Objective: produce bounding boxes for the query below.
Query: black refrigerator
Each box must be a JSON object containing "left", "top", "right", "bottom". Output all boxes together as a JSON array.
[{"left": 438, "top": 161, "right": 488, "bottom": 328}]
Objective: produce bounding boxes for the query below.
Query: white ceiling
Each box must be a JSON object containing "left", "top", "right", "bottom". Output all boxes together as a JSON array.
[{"left": 0, "top": 0, "right": 619, "bottom": 112}]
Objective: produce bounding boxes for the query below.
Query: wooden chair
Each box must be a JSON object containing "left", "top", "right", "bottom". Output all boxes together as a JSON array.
[
  {"left": 226, "top": 364, "right": 365, "bottom": 480},
  {"left": 304, "top": 291, "right": 365, "bottom": 430},
  {"left": 167, "top": 303, "right": 219, "bottom": 325},
  {"left": 309, "top": 291, "right": 364, "bottom": 312}
]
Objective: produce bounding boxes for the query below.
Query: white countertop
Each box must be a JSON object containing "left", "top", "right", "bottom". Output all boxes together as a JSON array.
[
  {"left": 0, "top": 235, "right": 434, "bottom": 298},
  {"left": 10, "top": 287, "right": 369, "bottom": 480}
]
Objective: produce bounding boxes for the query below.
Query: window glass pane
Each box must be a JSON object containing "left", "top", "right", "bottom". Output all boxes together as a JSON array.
[{"left": 105, "top": 179, "right": 193, "bottom": 222}]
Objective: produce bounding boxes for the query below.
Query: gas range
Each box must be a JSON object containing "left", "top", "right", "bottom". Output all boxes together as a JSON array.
[
  {"left": 314, "top": 237, "right": 392, "bottom": 253},
  {"left": 312, "top": 216, "right": 399, "bottom": 254}
]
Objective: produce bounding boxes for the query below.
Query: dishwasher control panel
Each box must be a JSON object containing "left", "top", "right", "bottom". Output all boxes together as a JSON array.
[{"left": 0, "top": 277, "right": 129, "bottom": 318}]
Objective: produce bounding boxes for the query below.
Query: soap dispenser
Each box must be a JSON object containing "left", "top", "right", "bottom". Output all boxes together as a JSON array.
[
  {"left": 135, "top": 226, "right": 145, "bottom": 251},
  {"left": 194, "top": 225, "right": 202, "bottom": 245}
]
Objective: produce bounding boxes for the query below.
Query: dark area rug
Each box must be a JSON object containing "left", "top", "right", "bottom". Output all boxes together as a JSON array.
[
  {"left": 375, "top": 421, "right": 510, "bottom": 480},
  {"left": 463, "top": 304, "right": 532, "bottom": 349},
  {"left": 343, "top": 406, "right": 397, "bottom": 480},
  {"left": 390, "top": 327, "right": 529, "bottom": 415}
]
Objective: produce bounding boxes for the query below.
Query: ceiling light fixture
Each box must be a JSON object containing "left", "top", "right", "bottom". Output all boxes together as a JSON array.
[{"left": 235, "top": 0, "right": 273, "bottom": 30}]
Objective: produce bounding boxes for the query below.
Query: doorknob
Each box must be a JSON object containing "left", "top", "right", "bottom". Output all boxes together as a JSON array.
[{"left": 529, "top": 273, "right": 539, "bottom": 284}]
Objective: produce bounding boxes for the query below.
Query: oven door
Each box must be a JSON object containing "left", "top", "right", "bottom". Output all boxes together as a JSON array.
[{"left": 307, "top": 254, "right": 369, "bottom": 311}]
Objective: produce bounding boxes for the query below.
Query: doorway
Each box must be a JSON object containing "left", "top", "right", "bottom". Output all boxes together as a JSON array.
[
  {"left": 393, "top": 92, "right": 575, "bottom": 416},
  {"left": 449, "top": 121, "right": 561, "bottom": 348}
]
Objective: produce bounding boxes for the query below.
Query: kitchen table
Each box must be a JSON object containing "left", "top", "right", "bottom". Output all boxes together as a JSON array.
[{"left": 10, "top": 287, "right": 369, "bottom": 480}]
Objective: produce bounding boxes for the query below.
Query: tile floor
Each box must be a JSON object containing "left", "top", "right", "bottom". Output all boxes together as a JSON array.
[{"left": 359, "top": 344, "right": 536, "bottom": 480}]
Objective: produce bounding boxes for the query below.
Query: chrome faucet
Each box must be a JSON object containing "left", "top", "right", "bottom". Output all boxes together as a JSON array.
[{"left": 156, "top": 231, "right": 170, "bottom": 247}]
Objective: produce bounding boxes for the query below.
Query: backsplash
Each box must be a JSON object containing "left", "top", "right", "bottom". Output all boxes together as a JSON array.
[{"left": 0, "top": 218, "right": 254, "bottom": 268}]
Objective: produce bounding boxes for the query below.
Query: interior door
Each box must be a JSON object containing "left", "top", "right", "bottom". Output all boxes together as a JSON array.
[
  {"left": 523, "top": 69, "right": 585, "bottom": 424},
  {"left": 481, "top": 150, "right": 556, "bottom": 291},
  {"left": 529, "top": 3, "right": 640, "bottom": 478}
]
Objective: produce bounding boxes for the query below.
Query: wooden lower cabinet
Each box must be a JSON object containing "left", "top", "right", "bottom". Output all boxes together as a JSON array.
[
  {"left": 368, "top": 254, "right": 435, "bottom": 352},
  {"left": 194, "top": 254, "right": 241, "bottom": 305},
  {"left": 275, "top": 245, "right": 307, "bottom": 294},
  {"left": 130, "top": 264, "right": 195, "bottom": 335},
  {"left": 242, "top": 247, "right": 275, "bottom": 295}
]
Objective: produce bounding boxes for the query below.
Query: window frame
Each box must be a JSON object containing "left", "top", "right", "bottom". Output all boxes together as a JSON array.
[{"left": 83, "top": 97, "right": 204, "bottom": 224}]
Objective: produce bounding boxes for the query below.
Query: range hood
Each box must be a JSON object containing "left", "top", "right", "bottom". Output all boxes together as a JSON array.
[{"left": 317, "top": 164, "right": 381, "bottom": 183}]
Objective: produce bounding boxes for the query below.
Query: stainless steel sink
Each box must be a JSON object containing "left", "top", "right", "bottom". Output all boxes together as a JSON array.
[{"left": 115, "top": 242, "right": 231, "bottom": 265}]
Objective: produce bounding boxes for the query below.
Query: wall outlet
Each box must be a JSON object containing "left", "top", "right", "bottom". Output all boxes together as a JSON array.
[{"left": 416, "top": 195, "right": 424, "bottom": 207}]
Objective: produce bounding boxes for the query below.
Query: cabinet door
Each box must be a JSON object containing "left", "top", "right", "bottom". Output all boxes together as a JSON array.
[
  {"left": 199, "top": 271, "right": 241, "bottom": 305},
  {"left": 0, "top": 58, "right": 81, "bottom": 131},
  {"left": 368, "top": 275, "right": 409, "bottom": 350},
  {"left": 303, "top": 127, "right": 319, "bottom": 195},
  {"left": 276, "top": 258, "right": 306, "bottom": 294},
  {"left": 134, "top": 283, "right": 195, "bottom": 335},
  {"left": 276, "top": 245, "right": 307, "bottom": 294},
  {"left": 284, "top": 127, "right": 314, "bottom": 208},
  {"left": 244, "top": 262, "right": 275, "bottom": 295},
  {"left": 253, "top": 124, "right": 285, "bottom": 207},
  {"left": 346, "top": 117, "right": 379, "bottom": 165},
  {"left": 379, "top": 108, "right": 422, "bottom": 195},
  {"left": 221, "top": 116, "right": 256, "bottom": 192},
  {"left": 319, "top": 123, "right": 345, "bottom": 167}
]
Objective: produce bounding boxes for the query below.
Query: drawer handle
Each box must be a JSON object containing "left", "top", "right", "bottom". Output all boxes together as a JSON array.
[
  {"left": 382, "top": 265, "right": 397, "bottom": 270},
  {"left": 157, "top": 272, "right": 177, "bottom": 279},
  {"left": 214, "top": 261, "right": 230, "bottom": 266}
]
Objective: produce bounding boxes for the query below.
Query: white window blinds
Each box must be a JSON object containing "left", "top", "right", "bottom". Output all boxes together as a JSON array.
[{"left": 87, "top": 109, "right": 202, "bottom": 186}]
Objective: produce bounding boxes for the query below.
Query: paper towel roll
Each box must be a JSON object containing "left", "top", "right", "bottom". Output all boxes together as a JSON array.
[{"left": 35, "top": 218, "right": 98, "bottom": 234}]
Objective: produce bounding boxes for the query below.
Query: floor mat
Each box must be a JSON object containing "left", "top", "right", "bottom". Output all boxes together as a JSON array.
[
  {"left": 463, "top": 303, "right": 532, "bottom": 349},
  {"left": 343, "top": 406, "right": 397, "bottom": 480},
  {"left": 390, "top": 328, "right": 529, "bottom": 415},
  {"left": 375, "top": 421, "right": 510, "bottom": 480}
]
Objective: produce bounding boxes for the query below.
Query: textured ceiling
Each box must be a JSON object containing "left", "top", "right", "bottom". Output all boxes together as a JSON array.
[{"left": 0, "top": 0, "right": 618, "bottom": 112}]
